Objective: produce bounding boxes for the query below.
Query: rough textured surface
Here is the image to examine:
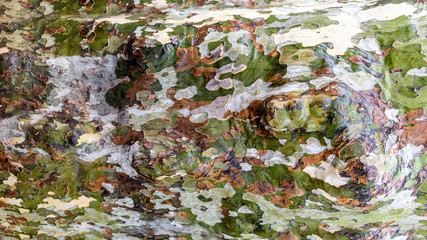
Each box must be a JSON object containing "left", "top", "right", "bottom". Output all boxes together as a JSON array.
[{"left": 0, "top": 0, "right": 426, "bottom": 239}]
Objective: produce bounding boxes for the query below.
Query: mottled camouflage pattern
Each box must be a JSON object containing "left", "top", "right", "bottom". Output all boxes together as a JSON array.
[{"left": 0, "top": 0, "right": 426, "bottom": 239}]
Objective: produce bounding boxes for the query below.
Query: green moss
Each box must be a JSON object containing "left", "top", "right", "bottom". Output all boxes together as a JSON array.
[
  {"left": 339, "top": 142, "right": 364, "bottom": 161},
  {"left": 234, "top": 38, "right": 286, "bottom": 87},
  {"left": 379, "top": 72, "right": 427, "bottom": 111},
  {"left": 300, "top": 15, "right": 339, "bottom": 29},
  {"left": 105, "top": 80, "right": 133, "bottom": 107},
  {"left": 111, "top": 125, "right": 132, "bottom": 137},
  {"left": 383, "top": 43, "right": 426, "bottom": 75},
  {"left": 292, "top": 217, "right": 351, "bottom": 240},
  {"left": 174, "top": 68, "right": 234, "bottom": 102},
  {"left": 146, "top": 44, "right": 179, "bottom": 73}
]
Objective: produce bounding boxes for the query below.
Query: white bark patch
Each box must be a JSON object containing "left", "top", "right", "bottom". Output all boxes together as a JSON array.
[
  {"left": 303, "top": 161, "right": 350, "bottom": 187},
  {"left": 300, "top": 137, "right": 327, "bottom": 155},
  {"left": 152, "top": 191, "right": 177, "bottom": 211},
  {"left": 148, "top": 27, "right": 174, "bottom": 44},
  {"left": 310, "top": 61, "right": 377, "bottom": 91},
  {"left": 175, "top": 183, "right": 235, "bottom": 226},
  {"left": 162, "top": 0, "right": 372, "bottom": 28},
  {"left": 385, "top": 109, "right": 399, "bottom": 122},
  {"left": 237, "top": 205, "right": 253, "bottom": 214},
  {"left": 106, "top": 142, "right": 141, "bottom": 178},
  {"left": 262, "top": 150, "right": 296, "bottom": 167},
  {"left": 356, "top": 38, "right": 381, "bottom": 54},
  {"left": 407, "top": 67, "right": 427, "bottom": 77},
  {"left": 227, "top": 79, "right": 309, "bottom": 112},
  {"left": 284, "top": 64, "right": 312, "bottom": 80},
  {"left": 191, "top": 95, "right": 231, "bottom": 120},
  {"left": 175, "top": 86, "right": 198, "bottom": 100},
  {"left": 94, "top": 14, "right": 139, "bottom": 24},
  {"left": 240, "top": 163, "right": 252, "bottom": 172}
]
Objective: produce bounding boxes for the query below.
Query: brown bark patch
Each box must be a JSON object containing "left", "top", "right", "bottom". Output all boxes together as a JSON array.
[
  {"left": 32, "top": 84, "right": 46, "bottom": 97},
  {"left": 126, "top": 73, "right": 158, "bottom": 105},
  {"left": 193, "top": 25, "right": 220, "bottom": 46},
  {"left": 13, "top": 98, "right": 42, "bottom": 110},
  {"left": 293, "top": 148, "right": 339, "bottom": 171},
  {"left": 396, "top": 109, "right": 427, "bottom": 148},
  {"left": 196, "top": 181, "right": 216, "bottom": 190},
  {"left": 312, "top": 67, "right": 335, "bottom": 78},
  {"left": 229, "top": 100, "right": 264, "bottom": 121},
  {"left": 348, "top": 56, "right": 372, "bottom": 66},
  {"left": 172, "top": 116, "right": 209, "bottom": 145},
  {"left": 221, "top": 20, "right": 263, "bottom": 32},
  {"left": 0, "top": 200, "right": 11, "bottom": 208},
  {"left": 176, "top": 211, "right": 189, "bottom": 220},
  {"left": 225, "top": 99, "right": 276, "bottom": 137},
  {"left": 0, "top": 97, "right": 10, "bottom": 119},
  {"left": 307, "top": 82, "right": 340, "bottom": 96},
  {"left": 221, "top": 131, "right": 234, "bottom": 140},
  {"left": 191, "top": 67, "right": 216, "bottom": 79},
  {"left": 22, "top": 34, "right": 35, "bottom": 41},
  {"left": 194, "top": 162, "right": 245, "bottom": 188},
  {"left": 278, "top": 231, "right": 299, "bottom": 240},
  {"left": 355, "top": 88, "right": 391, "bottom": 136},
  {"left": 243, "top": 32, "right": 264, "bottom": 52},
  {"left": 341, "top": 159, "right": 378, "bottom": 185},
  {"left": 336, "top": 197, "right": 365, "bottom": 208},
  {"left": 46, "top": 27, "right": 67, "bottom": 35},
  {"left": 374, "top": 48, "right": 395, "bottom": 58},
  {"left": 101, "top": 227, "right": 114, "bottom": 238},
  {"left": 37, "top": 172, "right": 59, "bottom": 189},
  {"left": 87, "top": 176, "right": 108, "bottom": 192},
  {"left": 175, "top": 47, "right": 200, "bottom": 72},
  {"left": 245, "top": 181, "right": 277, "bottom": 196},
  {"left": 21, "top": 2, "right": 33, "bottom": 7},
  {"left": 194, "top": 0, "right": 206, "bottom": 6},
  {"left": 168, "top": 98, "right": 211, "bottom": 111},
  {"left": 111, "top": 130, "right": 144, "bottom": 145},
  {"left": 269, "top": 180, "right": 303, "bottom": 208},
  {"left": 267, "top": 73, "right": 284, "bottom": 83},
  {"left": 246, "top": 157, "right": 266, "bottom": 167},
  {"left": 115, "top": 172, "right": 146, "bottom": 196}
]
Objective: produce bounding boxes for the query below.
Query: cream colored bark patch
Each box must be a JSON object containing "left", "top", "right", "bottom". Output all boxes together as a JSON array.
[
  {"left": 170, "top": 0, "right": 370, "bottom": 27},
  {"left": 95, "top": 14, "right": 139, "bottom": 24},
  {"left": 145, "top": 0, "right": 169, "bottom": 9},
  {"left": 0, "top": 47, "right": 9, "bottom": 54},
  {"left": 7, "top": 137, "right": 25, "bottom": 145},
  {"left": 2, "top": 173, "right": 17, "bottom": 191},
  {"left": 37, "top": 196, "right": 97, "bottom": 211},
  {"left": 148, "top": 27, "right": 173, "bottom": 44},
  {"left": 274, "top": 3, "right": 424, "bottom": 56},
  {"left": 0, "top": 197, "right": 23, "bottom": 206},
  {"left": 77, "top": 133, "right": 102, "bottom": 145}
]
